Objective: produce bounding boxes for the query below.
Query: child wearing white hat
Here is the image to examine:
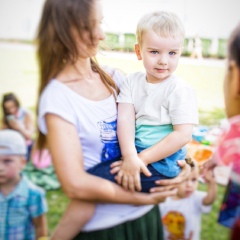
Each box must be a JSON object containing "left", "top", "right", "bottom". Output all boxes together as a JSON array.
[{"left": 0, "top": 129, "right": 48, "bottom": 240}]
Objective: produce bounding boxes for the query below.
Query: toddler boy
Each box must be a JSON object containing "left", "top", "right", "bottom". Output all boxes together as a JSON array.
[{"left": 0, "top": 129, "right": 48, "bottom": 240}]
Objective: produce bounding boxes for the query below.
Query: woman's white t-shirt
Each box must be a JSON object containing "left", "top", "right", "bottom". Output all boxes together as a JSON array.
[{"left": 38, "top": 67, "right": 153, "bottom": 231}]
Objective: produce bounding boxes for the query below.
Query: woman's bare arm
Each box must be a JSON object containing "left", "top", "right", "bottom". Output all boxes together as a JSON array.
[{"left": 46, "top": 114, "right": 177, "bottom": 205}]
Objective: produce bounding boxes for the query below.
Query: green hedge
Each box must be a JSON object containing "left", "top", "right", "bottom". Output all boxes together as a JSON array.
[
  {"left": 103, "top": 32, "right": 227, "bottom": 58},
  {"left": 217, "top": 39, "right": 228, "bottom": 59}
]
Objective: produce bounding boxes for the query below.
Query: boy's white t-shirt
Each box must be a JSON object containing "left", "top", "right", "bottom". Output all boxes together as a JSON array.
[
  {"left": 38, "top": 67, "right": 153, "bottom": 231},
  {"left": 159, "top": 191, "right": 212, "bottom": 240},
  {"left": 117, "top": 72, "right": 198, "bottom": 148}
]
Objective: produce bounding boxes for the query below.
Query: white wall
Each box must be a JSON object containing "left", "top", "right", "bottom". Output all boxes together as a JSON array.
[
  {"left": 0, "top": 0, "right": 239, "bottom": 40},
  {"left": 102, "top": 0, "right": 240, "bottom": 39},
  {"left": 0, "top": 0, "right": 44, "bottom": 40}
]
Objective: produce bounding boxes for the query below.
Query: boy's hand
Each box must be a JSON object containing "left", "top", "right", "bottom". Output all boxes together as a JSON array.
[
  {"left": 114, "top": 156, "right": 151, "bottom": 192},
  {"left": 201, "top": 158, "right": 216, "bottom": 178},
  {"left": 202, "top": 169, "right": 215, "bottom": 184}
]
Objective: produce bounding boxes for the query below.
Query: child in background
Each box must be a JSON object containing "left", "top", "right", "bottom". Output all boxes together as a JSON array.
[
  {"left": 113, "top": 11, "right": 198, "bottom": 192},
  {"left": 0, "top": 129, "right": 48, "bottom": 240},
  {"left": 202, "top": 23, "right": 240, "bottom": 240},
  {"left": 160, "top": 161, "right": 217, "bottom": 240},
  {"left": 1, "top": 93, "right": 35, "bottom": 161}
]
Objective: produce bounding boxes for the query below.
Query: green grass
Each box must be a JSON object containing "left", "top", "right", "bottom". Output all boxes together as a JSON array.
[
  {"left": 0, "top": 44, "right": 230, "bottom": 238},
  {"left": 0, "top": 46, "right": 225, "bottom": 112},
  {"left": 199, "top": 183, "right": 230, "bottom": 240}
]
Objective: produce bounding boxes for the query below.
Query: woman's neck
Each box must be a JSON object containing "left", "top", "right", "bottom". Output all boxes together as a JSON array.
[{"left": 57, "top": 58, "right": 94, "bottom": 82}]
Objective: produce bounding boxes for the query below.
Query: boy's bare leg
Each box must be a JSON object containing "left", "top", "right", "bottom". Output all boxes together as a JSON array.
[{"left": 50, "top": 200, "right": 95, "bottom": 240}]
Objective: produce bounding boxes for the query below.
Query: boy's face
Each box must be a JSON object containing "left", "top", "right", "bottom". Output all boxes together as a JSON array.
[
  {"left": 135, "top": 31, "right": 183, "bottom": 83},
  {"left": 0, "top": 155, "right": 25, "bottom": 185},
  {"left": 176, "top": 169, "right": 198, "bottom": 198}
]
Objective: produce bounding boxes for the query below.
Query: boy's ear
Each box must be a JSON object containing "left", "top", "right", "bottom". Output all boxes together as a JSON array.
[
  {"left": 229, "top": 61, "right": 240, "bottom": 97},
  {"left": 135, "top": 44, "right": 142, "bottom": 60}
]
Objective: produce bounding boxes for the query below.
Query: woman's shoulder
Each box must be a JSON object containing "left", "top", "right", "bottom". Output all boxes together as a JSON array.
[
  {"left": 40, "top": 80, "right": 72, "bottom": 103},
  {"left": 102, "top": 65, "right": 127, "bottom": 88}
]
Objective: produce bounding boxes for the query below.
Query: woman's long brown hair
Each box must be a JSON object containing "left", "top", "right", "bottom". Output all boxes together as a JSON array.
[
  {"left": 228, "top": 23, "right": 240, "bottom": 67},
  {"left": 36, "top": 0, "right": 119, "bottom": 150}
]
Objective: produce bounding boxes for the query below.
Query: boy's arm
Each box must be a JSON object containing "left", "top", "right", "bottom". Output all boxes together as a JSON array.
[
  {"left": 202, "top": 170, "right": 217, "bottom": 205},
  {"left": 33, "top": 214, "right": 48, "bottom": 239},
  {"left": 117, "top": 103, "right": 137, "bottom": 160},
  {"left": 117, "top": 103, "right": 151, "bottom": 191},
  {"left": 138, "top": 124, "right": 193, "bottom": 165}
]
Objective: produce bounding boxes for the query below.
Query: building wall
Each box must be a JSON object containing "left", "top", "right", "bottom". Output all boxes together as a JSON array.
[{"left": 0, "top": 0, "right": 239, "bottom": 41}]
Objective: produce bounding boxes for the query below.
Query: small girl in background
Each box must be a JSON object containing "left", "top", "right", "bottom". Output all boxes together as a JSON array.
[
  {"left": 1, "top": 93, "right": 35, "bottom": 161},
  {"left": 159, "top": 161, "right": 217, "bottom": 240},
  {"left": 203, "top": 22, "right": 240, "bottom": 240}
]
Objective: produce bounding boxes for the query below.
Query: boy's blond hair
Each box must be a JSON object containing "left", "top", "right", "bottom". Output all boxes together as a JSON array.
[{"left": 136, "top": 11, "right": 185, "bottom": 47}]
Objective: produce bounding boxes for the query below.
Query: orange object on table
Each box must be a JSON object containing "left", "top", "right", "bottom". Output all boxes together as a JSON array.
[{"left": 193, "top": 148, "right": 213, "bottom": 163}]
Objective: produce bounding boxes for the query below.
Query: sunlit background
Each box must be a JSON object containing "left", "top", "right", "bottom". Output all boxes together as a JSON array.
[
  {"left": 0, "top": 0, "right": 239, "bottom": 40},
  {"left": 0, "top": 1, "right": 239, "bottom": 238},
  {"left": 0, "top": 0, "right": 239, "bottom": 112}
]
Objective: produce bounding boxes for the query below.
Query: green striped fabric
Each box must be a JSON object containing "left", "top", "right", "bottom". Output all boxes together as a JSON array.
[{"left": 73, "top": 205, "right": 163, "bottom": 240}]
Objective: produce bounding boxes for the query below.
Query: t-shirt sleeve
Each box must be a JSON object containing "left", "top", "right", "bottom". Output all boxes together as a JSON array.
[
  {"left": 38, "top": 82, "right": 76, "bottom": 135},
  {"left": 116, "top": 75, "right": 133, "bottom": 104},
  {"left": 167, "top": 85, "right": 199, "bottom": 125},
  {"left": 28, "top": 187, "right": 48, "bottom": 218},
  {"left": 194, "top": 190, "right": 212, "bottom": 213},
  {"left": 102, "top": 65, "right": 126, "bottom": 90}
]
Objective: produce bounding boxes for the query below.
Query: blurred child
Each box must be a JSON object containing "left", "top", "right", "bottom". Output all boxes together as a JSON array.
[
  {"left": 0, "top": 129, "right": 48, "bottom": 240},
  {"left": 160, "top": 161, "right": 217, "bottom": 240},
  {"left": 202, "top": 23, "right": 240, "bottom": 240},
  {"left": 1, "top": 93, "right": 35, "bottom": 161}
]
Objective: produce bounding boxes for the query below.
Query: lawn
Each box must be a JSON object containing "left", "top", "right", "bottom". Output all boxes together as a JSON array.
[{"left": 0, "top": 43, "right": 230, "bottom": 239}]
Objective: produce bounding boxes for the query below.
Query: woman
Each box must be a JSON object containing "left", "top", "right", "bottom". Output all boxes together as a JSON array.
[
  {"left": 36, "top": 0, "right": 190, "bottom": 239},
  {"left": 202, "top": 23, "right": 240, "bottom": 240},
  {"left": 1, "top": 92, "right": 34, "bottom": 160}
]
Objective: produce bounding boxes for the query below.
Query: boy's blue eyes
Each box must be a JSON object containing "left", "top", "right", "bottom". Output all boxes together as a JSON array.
[
  {"left": 169, "top": 51, "right": 176, "bottom": 55},
  {"left": 150, "top": 51, "right": 158, "bottom": 54},
  {"left": 149, "top": 51, "right": 176, "bottom": 55}
]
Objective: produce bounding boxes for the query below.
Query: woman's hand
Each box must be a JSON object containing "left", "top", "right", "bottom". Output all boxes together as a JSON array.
[
  {"left": 146, "top": 188, "right": 178, "bottom": 204},
  {"left": 150, "top": 160, "right": 191, "bottom": 193}
]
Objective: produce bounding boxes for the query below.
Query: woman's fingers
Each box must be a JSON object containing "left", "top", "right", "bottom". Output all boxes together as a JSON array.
[
  {"left": 155, "top": 160, "right": 191, "bottom": 186},
  {"left": 150, "top": 184, "right": 177, "bottom": 193},
  {"left": 151, "top": 188, "right": 178, "bottom": 203}
]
